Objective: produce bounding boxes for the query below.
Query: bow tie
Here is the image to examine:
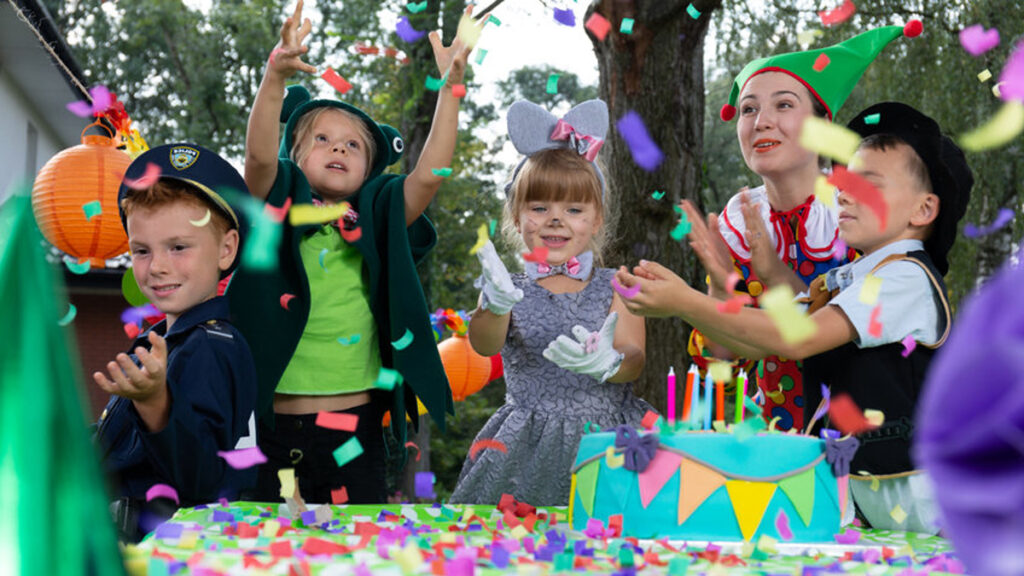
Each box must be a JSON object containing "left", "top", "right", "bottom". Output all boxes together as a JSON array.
[{"left": 525, "top": 251, "right": 594, "bottom": 280}]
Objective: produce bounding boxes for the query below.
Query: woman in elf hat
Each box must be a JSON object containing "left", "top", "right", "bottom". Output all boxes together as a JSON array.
[{"left": 680, "top": 22, "right": 922, "bottom": 432}]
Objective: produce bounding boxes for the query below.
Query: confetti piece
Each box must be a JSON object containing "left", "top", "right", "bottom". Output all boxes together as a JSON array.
[
  {"left": 405, "top": 441, "right": 421, "bottom": 461},
  {"left": 545, "top": 73, "right": 560, "bottom": 95},
  {"left": 620, "top": 18, "right": 634, "bottom": 35},
  {"left": 611, "top": 277, "right": 640, "bottom": 299},
  {"left": 553, "top": 7, "right": 575, "bottom": 27},
  {"left": 406, "top": 1, "right": 427, "bottom": 13},
  {"left": 415, "top": 471, "right": 436, "bottom": 499},
  {"left": 829, "top": 165, "right": 888, "bottom": 230},
  {"left": 818, "top": 0, "right": 856, "bottom": 27},
  {"left": 797, "top": 29, "right": 824, "bottom": 46},
  {"left": 332, "top": 437, "right": 364, "bottom": 467},
  {"left": 993, "top": 82, "right": 1005, "bottom": 98},
  {"left": 834, "top": 529, "right": 861, "bottom": 544},
  {"left": 280, "top": 293, "right": 295, "bottom": 310},
  {"left": 685, "top": 3, "right": 701, "bottom": 19},
  {"left": 340, "top": 225, "right": 362, "bottom": 243},
  {"left": 189, "top": 208, "right": 211, "bottom": 227},
  {"left": 868, "top": 303, "right": 883, "bottom": 338},
  {"left": 431, "top": 167, "right": 453, "bottom": 177},
  {"left": 374, "top": 367, "right": 403, "bottom": 390},
  {"left": 959, "top": 24, "right": 1000, "bottom": 56},
  {"left": 316, "top": 411, "right": 359, "bottom": 432},
  {"left": 651, "top": 190, "right": 665, "bottom": 200},
  {"left": 960, "top": 101, "right": 1024, "bottom": 152},
  {"left": 858, "top": 273, "right": 882, "bottom": 305},
  {"left": 321, "top": 68, "right": 352, "bottom": 95},
  {"left": 391, "top": 328, "right": 414, "bottom": 350},
  {"left": 278, "top": 468, "right": 296, "bottom": 499},
  {"left": 616, "top": 110, "right": 664, "bottom": 171},
  {"left": 900, "top": 335, "right": 917, "bottom": 357},
  {"left": 799, "top": 116, "right": 860, "bottom": 164},
  {"left": 63, "top": 256, "right": 91, "bottom": 275},
  {"left": 522, "top": 246, "right": 549, "bottom": 263},
  {"left": 812, "top": 53, "right": 831, "bottom": 72},
  {"left": 124, "top": 323, "right": 141, "bottom": 339},
  {"left": 331, "top": 486, "right": 349, "bottom": 504},
  {"left": 317, "top": 247, "right": 329, "bottom": 271},
  {"left": 978, "top": 69, "right": 993, "bottom": 82},
  {"left": 829, "top": 393, "right": 875, "bottom": 434},
  {"left": 452, "top": 84, "right": 467, "bottom": 98},
  {"left": 469, "top": 439, "right": 508, "bottom": 460},
  {"left": 756, "top": 534, "right": 779, "bottom": 554},
  {"left": 289, "top": 201, "right": 350, "bottom": 225},
  {"left": 468, "top": 224, "right": 489, "bottom": 255},
  {"left": 82, "top": 200, "right": 102, "bottom": 221},
  {"left": 457, "top": 12, "right": 483, "bottom": 49},
  {"left": 864, "top": 409, "right": 885, "bottom": 427},
  {"left": 717, "top": 294, "right": 753, "bottom": 313},
  {"left": 217, "top": 447, "right": 268, "bottom": 469},
  {"left": 56, "top": 302, "right": 77, "bottom": 327},
  {"left": 146, "top": 483, "right": 180, "bottom": 505},
  {"left": 474, "top": 49, "right": 488, "bottom": 65},
  {"left": 640, "top": 410, "right": 660, "bottom": 429},
  {"left": 708, "top": 361, "right": 732, "bottom": 384},
  {"left": 832, "top": 238, "right": 848, "bottom": 261},
  {"left": 605, "top": 446, "right": 624, "bottom": 468},
  {"left": 670, "top": 211, "right": 691, "bottom": 241},
  {"left": 486, "top": 14, "right": 501, "bottom": 26},
  {"left": 965, "top": 207, "right": 1015, "bottom": 238},
  {"left": 66, "top": 84, "right": 112, "bottom": 117},
  {"left": 814, "top": 175, "right": 836, "bottom": 207},
  {"left": 123, "top": 162, "right": 162, "bottom": 190},
  {"left": 863, "top": 113, "right": 881, "bottom": 125},
  {"left": 585, "top": 13, "right": 611, "bottom": 41},
  {"left": 890, "top": 504, "right": 907, "bottom": 524},
  {"left": 337, "top": 334, "right": 361, "bottom": 345},
  {"left": 998, "top": 41, "right": 1024, "bottom": 101},
  {"left": 760, "top": 284, "right": 817, "bottom": 344},
  {"left": 425, "top": 74, "right": 446, "bottom": 91},
  {"left": 396, "top": 16, "right": 427, "bottom": 43}
]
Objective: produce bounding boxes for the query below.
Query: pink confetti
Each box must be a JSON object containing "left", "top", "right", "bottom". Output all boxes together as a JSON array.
[
  {"left": 611, "top": 277, "right": 641, "bottom": 299},
  {"left": 716, "top": 294, "right": 752, "bottom": 314},
  {"left": 331, "top": 486, "right": 349, "bottom": 504},
  {"left": 901, "top": 335, "right": 917, "bottom": 358},
  {"left": 813, "top": 53, "right": 831, "bottom": 72},
  {"left": 280, "top": 293, "right": 296, "bottom": 310},
  {"left": 868, "top": 304, "right": 883, "bottom": 338},
  {"left": 469, "top": 439, "right": 508, "bottom": 460},
  {"left": 522, "top": 246, "right": 549, "bottom": 263},
  {"left": 585, "top": 13, "right": 611, "bottom": 42},
  {"left": 833, "top": 238, "right": 849, "bottom": 261},
  {"left": 123, "top": 162, "right": 162, "bottom": 191},
  {"left": 818, "top": 0, "right": 856, "bottom": 27},
  {"left": 640, "top": 410, "right": 659, "bottom": 429},
  {"left": 66, "top": 84, "right": 112, "bottom": 118},
  {"left": 123, "top": 323, "right": 141, "bottom": 339},
  {"left": 452, "top": 84, "right": 467, "bottom": 98},
  {"left": 217, "top": 447, "right": 268, "bottom": 469},
  {"left": 405, "top": 441, "right": 422, "bottom": 462},
  {"left": 725, "top": 271, "right": 741, "bottom": 293},
  {"left": 264, "top": 197, "right": 292, "bottom": 223},
  {"left": 321, "top": 68, "right": 353, "bottom": 95},
  {"left": 316, "top": 411, "right": 359, "bottom": 432},
  {"left": 146, "top": 483, "right": 180, "bottom": 505},
  {"left": 959, "top": 24, "right": 1000, "bottom": 56},
  {"left": 834, "top": 529, "right": 861, "bottom": 544},
  {"left": 999, "top": 41, "right": 1024, "bottom": 102},
  {"left": 775, "top": 509, "right": 794, "bottom": 541}
]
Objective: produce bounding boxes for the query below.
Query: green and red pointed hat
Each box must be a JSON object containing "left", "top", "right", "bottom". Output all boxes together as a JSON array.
[{"left": 720, "top": 20, "right": 923, "bottom": 122}]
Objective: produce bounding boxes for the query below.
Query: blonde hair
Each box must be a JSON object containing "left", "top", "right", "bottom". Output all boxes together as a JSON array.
[
  {"left": 120, "top": 180, "right": 231, "bottom": 237},
  {"left": 290, "top": 107, "right": 376, "bottom": 177},
  {"left": 501, "top": 148, "right": 611, "bottom": 260}
]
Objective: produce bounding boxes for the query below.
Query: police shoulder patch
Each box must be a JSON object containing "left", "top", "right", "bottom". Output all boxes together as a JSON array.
[{"left": 169, "top": 146, "right": 200, "bottom": 171}]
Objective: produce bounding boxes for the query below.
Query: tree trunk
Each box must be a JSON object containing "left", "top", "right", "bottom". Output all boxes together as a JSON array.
[{"left": 587, "top": 0, "right": 720, "bottom": 412}]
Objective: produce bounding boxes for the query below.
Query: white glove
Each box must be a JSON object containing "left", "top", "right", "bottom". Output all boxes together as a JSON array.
[
  {"left": 542, "top": 312, "right": 624, "bottom": 383},
  {"left": 474, "top": 240, "right": 523, "bottom": 315}
]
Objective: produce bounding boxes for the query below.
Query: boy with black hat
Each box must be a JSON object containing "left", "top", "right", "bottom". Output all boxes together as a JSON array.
[
  {"left": 94, "top": 143, "right": 258, "bottom": 541},
  {"left": 615, "top": 102, "right": 973, "bottom": 533}
]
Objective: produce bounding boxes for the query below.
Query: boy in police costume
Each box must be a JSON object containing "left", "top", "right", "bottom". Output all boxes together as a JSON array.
[{"left": 94, "top": 144, "right": 258, "bottom": 541}]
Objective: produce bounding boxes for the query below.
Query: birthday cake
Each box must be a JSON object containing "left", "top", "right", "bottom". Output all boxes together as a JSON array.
[{"left": 569, "top": 426, "right": 857, "bottom": 542}]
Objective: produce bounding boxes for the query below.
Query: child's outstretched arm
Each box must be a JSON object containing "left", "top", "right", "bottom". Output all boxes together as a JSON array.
[
  {"left": 607, "top": 293, "right": 645, "bottom": 383},
  {"left": 245, "top": 0, "right": 317, "bottom": 201},
  {"left": 93, "top": 331, "right": 170, "bottom": 432},
  {"left": 403, "top": 6, "right": 482, "bottom": 226},
  {"left": 615, "top": 261, "right": 857, "bottom": 361}
]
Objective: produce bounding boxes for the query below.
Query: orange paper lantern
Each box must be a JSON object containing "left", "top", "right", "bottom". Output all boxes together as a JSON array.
[
  {"left": 439, "top": 333, "right": 502, "bottom": 401},
  {"left": 31, "top": 121, "right": 132, "bottom": 268}
]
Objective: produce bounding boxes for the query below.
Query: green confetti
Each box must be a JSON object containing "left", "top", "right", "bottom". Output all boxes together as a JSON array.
[
  {"left": 337, "top": 334, "right": 362, "bottom": 346},
  {"left": 668, "top": 557, "right": 691, "bottom": 576},
  {"left": 424, "top": 73, "right": 448, "bottom": 91},
  {"left": 431, "top": 167, "right": 453, "bottom": 178},
  {"left": 686, "top": 3, "right": 701, "bottom": 19},
  {"left": 651, "top": 190, "right": 665, "bottom": 200},
  {"left": 546, "top": 73, "right": 560, "bottom": 95},
  {"left": 733, "top": 415, "right": 767, "bottom": 442},
  {"left": 82, "top": 201, "right": 102, "bottom": 221},
  {"left": 121, "top": 268, "right": 150, "bottom": 307},
  {"left": 488, "top": 219, "right": 497, "bottom": 237},
  {"left": 743, "top": 395, "right": 764, "bottom": 416},
  {"left": 63, "top": 256, "right": 91, "bottom": 275},
  {"left": 391, "top": 328, "right": 414, "bottom": 350},
  {"left": 374, "top": 367, "right": 404, "bottom": 390},
  {"left": 619, "top": 18, "right": 634, "bottom": 34},
  {"left": 487, "top": 14, "right": 501, "bottom": 26},
  {"left": 406, "top": 1, "right": 427, "bottom": 13},
  {"left": 57, "top": 303, "right": 77, "bottom": 327},
  {"left": 864, "top": 113, "right": 881, "bottom": 125},
  {"left": 332, "top": 437, "right": 364, "bottom": 467},
  {"left": 475, "top": 49, "right": 488, "bottom": 65},
  {"left": 670, "top": 211, "right": 692, "bottom": 241},
  {"left": 226, "top": 190, "right": 282, "bottom": 272}
]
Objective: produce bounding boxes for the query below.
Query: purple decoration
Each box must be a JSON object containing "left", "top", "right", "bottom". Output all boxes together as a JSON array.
[
  {"left": 301, "top": 510, "right": 317, "bottom": 525},
  {"left": 819, "top": 428, "right": 840, "bottom": 440},
  {"left": 553, "top": 7, "right": 576, "bottom": 26},
  {"left": 120, "top": 303, "right": 160, "bottom": 325},
  {"left": 999, "top": 40, "right": 1024, "bottom": 102},
  {"left": 824, "top": 436, "right": 859, "bottom": 477},
  {"left": 155, "top": 522, "right": 184, "bottom": 539},
  {"left": 491, "top": 543, "right": 510, "bottom": 568},
  {"left": 915, "top": 259, "right": 1024, "bottom": 576},
  {"left": 964, "top": 207, "right": 1015, "bottom": 238},
  {"left": 811, "top": 383, "right": 831, "bottom": 424},
  {"left": 615, "top": 111, "right": 665, "bottom": 172},
  {"left": 613, "top": 425, "right": 658, "bottom": 472},
  {"left": 211, "top": 510, "right": 234, "bottom": 522},
  {"left": 959, "top": 24, "right": 1000, "bottom": 56},
  {"left": 396, "top": 16, "right": 427, "bottom": 43}
]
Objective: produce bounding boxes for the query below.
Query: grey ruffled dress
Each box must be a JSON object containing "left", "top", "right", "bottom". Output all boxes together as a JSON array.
[{"left": 449, "top": 268, "right": 656, "bottom": 506}]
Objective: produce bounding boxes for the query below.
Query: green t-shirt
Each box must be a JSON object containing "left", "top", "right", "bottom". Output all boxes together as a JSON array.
[{"left": 276, "top": 225, "right": 381, "bottom": 394}]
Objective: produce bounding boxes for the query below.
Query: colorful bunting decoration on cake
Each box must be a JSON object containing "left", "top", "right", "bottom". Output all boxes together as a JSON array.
[
  {"left": 638, "top": 450, "right": 683, "bottom": 508},
  {"left": 777, "top": 468, "right": 816, "bottom": 526},
  {"left": 677, "top": 459, "right": 726, "bottom": 525},
  {"left": 576, "top": 460, "right": 600, "bottom": 517},
  {"left": 726, "top": 480, "right": 778, "bottom": 541}
]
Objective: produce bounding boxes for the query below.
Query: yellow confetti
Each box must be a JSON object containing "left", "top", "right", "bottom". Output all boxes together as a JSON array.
[
  {"left": 760, "top": 284, "right": 818, "bottom": 344},
  {"left": 814, "top": 175, "right": 835, "bottom": 207},
  {"left": 797, "top": 29, "right": 823, "bottom": 46},
  {"left": 756, "top": 534, "right": 779, "bottom": 553},
  {"left": 858, "top": 274, "right": 882, "bottom": 305},
  {"left": 288, "top": 201, "right": 350, "bottom": 226},
  {"left": 799, "top": 116, "right": 861, "bottom": 165},
  {"left": 189, "top": 208, "right": 212, "bottom": 227},
  {"left": 864, "top": 408, "right": 885, "bottom": 428},
  {"left": 978, "top": 69, "right": 992, "bottom": 82},
  {"left": 263, "top": 519, "right": 280, "bottom": 538},
  {"left": 708, "top": 361, "right": 732, "bottom": 383},
  {"left": 457, "top": 12, "right": 483, "bottom": 50},
  {"left": 468, "top": 223, "right": 489, "bottom": 255},
  {"left": 510, "top": 525, "right": 529, "bottom": 540},
  {"left": 993, "top": 82, "right": 1004, "bottom": 98},
  {"left": 439, "top": 532, "right": 457, "bottom": 544},
  {"left": 857, "top": 470, "right": 881, "bottom": 492},
  {"left": 959, "top": 100, "right": 1024, "bottom": 152},
  {"left": 890, "top": 504, "right": 908, "bottom": 524},
  {"left": 278, "top": 468, "right": 296, "bottom": 499},
  {"left": 178, "top": 530, "right": 199, "bottom": 549},
  {"left": 605, "top": 446, "right": 624, "bottom": 468},
  {"left": 394, "top": 541, "right": 423, "bottom": 575}
]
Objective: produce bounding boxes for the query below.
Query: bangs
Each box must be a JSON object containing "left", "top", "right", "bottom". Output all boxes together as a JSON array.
[{"left": 512, "top": 148, "right": 602, "bottom": 208}]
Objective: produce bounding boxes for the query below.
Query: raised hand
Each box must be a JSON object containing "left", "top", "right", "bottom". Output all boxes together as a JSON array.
[
  {"left": 614, "top": 261, "right": 696, "bottom": 318},
  {"left": 679, "top": 199, "right": 735, "bottom": 298},
  {"left": 93, "top": 331, "right": 168, "bottom": 403},
  {"left": 542, "top": 312, "right": 624, "bottom": 383},
  {"left": 427, "top": 5, "right": 481, "bottom": 86},
  {"left": 268, "top": 0, "right": 317, "bottom": 79},
  {"left": 475, "top": 240, "right": 523, "bottom": 315}
]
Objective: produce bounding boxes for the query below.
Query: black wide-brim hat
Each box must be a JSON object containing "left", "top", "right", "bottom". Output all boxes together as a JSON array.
[
  {"left": 846, "top": 102, "right": 973, "bottom": 275},
  {"left": 117, "top": 143, "right": 249, "bottom": 277}
]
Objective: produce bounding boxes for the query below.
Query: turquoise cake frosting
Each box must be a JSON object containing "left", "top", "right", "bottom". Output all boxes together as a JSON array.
[{"left": 569, "top": 429, "right": 847, "bottom": 542}]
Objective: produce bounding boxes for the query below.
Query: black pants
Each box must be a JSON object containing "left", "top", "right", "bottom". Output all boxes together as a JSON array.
[{"left": 248, "top": 401, "right": 388, "bottom": 504}]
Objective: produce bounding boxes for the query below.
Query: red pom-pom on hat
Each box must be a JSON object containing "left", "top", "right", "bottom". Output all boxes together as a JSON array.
[
  {"left": 720, "top": 103, "right": 737, "bottom": 121},
  {"left": 903, "top": 20, "right": 923, "bottom": 38}
]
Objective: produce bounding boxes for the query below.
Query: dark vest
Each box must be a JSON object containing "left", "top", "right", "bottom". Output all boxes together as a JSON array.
[{"left": 802, "top": 250, "right": 951, "bottom": 475}]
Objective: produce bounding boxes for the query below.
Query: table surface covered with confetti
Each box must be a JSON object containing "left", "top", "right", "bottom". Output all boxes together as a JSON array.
[{"left": 126, "top": 502, "right": 965, "bottom": 575}]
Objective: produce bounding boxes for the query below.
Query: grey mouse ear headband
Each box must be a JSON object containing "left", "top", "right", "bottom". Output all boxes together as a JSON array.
[{"left": 503, "top": 99, "right": 608, "bottom": 198}]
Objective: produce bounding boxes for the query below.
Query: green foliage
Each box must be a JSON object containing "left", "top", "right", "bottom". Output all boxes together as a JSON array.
[{"left": 496, "top": 65, "right": 599, "bottom": 109}]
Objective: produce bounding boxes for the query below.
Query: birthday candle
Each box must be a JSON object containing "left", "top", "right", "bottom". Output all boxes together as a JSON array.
[
  {"left": 734, "top": 370, "right": 746, "bottom": 424},
  {"left": 715, "top": 378, "right": 725, "bottom": 422},
  {"left": 688, "top": 365, "right": 700, "bottom": 427},
  {"left": 667, "top": 366, "right": 676, "bottom": 426},
  {"left": 683, "top": 365, "right": 696, "bottom": 421},
  {"left": 703, "top": 372, "right": 713, "bottom": 430}
]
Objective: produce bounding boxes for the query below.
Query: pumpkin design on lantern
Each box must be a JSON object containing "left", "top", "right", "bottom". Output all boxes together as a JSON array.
[{"left": 31, "top": 120, "right": 132, "bottom": 268}]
